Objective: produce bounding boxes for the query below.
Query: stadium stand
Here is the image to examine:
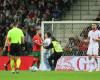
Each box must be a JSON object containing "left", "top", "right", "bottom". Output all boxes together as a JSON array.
[
  {"left": 63, "top": 0, "right": 100, "bottom": 20},
  {"left": 0, "top": 0, "right": 77, "bottom": 56},
  {"left": 0, "top": 0, "right": 100, "bottom": 56}
]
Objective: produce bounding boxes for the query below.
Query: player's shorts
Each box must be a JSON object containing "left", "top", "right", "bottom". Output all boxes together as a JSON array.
[
  {"left": 30, "top": 51, "right": 40, "bottom": 58},
  {"left": 87, "top": 44, "right": 99, "bottom": 55},
  {"left": 10, "top": 43, "right": 21, "bottom": 56}
]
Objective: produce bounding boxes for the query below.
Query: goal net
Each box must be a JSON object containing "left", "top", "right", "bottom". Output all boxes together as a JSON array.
[
  {"left": 41, "top": 21, "right": 100, "bottom": 56},
  {"left": 39, "top": 21, "right": 100, "bottom": 70}
]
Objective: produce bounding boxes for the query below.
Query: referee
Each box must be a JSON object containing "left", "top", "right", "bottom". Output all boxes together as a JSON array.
[{"left": 7, "top": 22, "right": 24, "bottom": 73}]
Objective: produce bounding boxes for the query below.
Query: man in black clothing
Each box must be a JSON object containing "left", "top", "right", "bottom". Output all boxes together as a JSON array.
[{"left": 47, "top": 37, "right": 63, "bottom": 70}]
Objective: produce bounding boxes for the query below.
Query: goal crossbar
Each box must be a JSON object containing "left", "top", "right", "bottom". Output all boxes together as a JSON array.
[
  {"left": 42, "top": 21, "right": 100, "bottom": 24},
  {"left": 40, "top": 20, "right": 100, "bottom": 70}
]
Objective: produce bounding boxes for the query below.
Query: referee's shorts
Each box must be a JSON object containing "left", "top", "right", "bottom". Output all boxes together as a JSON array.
[{"left": 10, "top": 43, "right": 21, "bottom": 56}]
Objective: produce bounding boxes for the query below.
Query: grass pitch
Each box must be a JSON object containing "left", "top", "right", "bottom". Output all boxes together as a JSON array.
[{"left": 0, "top": 71, "right": 99, "bottom": 80}]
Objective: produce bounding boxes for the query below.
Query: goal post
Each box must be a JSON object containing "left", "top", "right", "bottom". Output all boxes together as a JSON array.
[
  {"left": 41, "top": 21, "right": 100, "bottom": 46},
  {"left": 40, "top": 21, "right": 100, "bottom": 70}
]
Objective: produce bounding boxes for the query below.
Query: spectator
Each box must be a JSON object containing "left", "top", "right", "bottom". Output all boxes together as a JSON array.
[
  {"left": 28, "top": 0, "right": 37, "bottom": 11},
  {"left": 95, "top": 11, "right": 100, "bottom": 21},
  {"left": 0, "top": 0, "right": 74, "bottom": 54}
]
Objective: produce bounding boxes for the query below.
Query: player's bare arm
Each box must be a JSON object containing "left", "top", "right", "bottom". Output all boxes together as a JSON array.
[
  {"left": 92, "top": 37, "right": 100, "bottom": 42},
  {"left": 33, "top": 40, "right": 43, "bottom": 46}
]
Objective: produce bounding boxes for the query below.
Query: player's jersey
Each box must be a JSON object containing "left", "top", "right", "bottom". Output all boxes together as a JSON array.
[
  {"left": 88, "top": 30, "right": 100, "bottom": 47},
  {"left": 32, "top": 34, "right": 42, "bottom": 52},
  {"left": 43, "top": 38, "right": 51, "bottom": 47}
]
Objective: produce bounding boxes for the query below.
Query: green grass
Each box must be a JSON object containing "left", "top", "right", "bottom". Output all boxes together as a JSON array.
[{"left": 0, "top": 71, "right": 100, "bottom": 80}]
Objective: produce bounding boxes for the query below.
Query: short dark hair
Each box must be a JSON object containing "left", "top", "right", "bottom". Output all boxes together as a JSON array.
[
  {"left": 13, "top": 21, "right": 18, "bottom": 26},
  {"left": 52, "top": 37, "right": 57, "bottom": 41},
  {"left": 45, "top": 32, "right": 51, "bottom": 38},
  {"left": 92, "top": 23, "right": 98, "bottom": 26}
]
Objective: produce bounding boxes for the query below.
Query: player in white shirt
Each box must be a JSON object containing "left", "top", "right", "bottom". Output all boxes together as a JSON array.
[
  {"left": 87, "top": 23, "right": 100, "bottom": 72},
  {"left": 43, "top": 33, "right": 52, "bottom": 47},
  {"left": 43, "top": 32, "right": 52, "bottom": 70}
]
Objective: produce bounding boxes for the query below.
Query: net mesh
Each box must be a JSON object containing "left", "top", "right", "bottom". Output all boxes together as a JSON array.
[{"left": 42, "top": 21, "right": 100, "bottom": 56}]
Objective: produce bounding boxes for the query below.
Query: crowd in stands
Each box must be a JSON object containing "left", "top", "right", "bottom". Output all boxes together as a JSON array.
[
  {"left": 0, "top": 0, "right": 100, "bottom": 55},
  {"left": 0, "top": 0, "right": 99, "bottom": 72},
  {"left": 63, "top": 35, "right": 88, "bottom": 56},
  {"left": 2, "top": 0, "right": 100, "bottom": 56},
  {"left": 64, "top": 12, "right": 100, "bottom": 56},
  {"left": 0, "top": 0, "right": 77, "bottom": 55}
]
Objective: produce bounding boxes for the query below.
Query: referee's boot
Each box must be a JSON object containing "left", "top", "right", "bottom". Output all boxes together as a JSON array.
[
  {"left": 16, "top": 68, "right": 20, "bottom": 74},
  {"left": 11, "top": 70, "right": 15, "bottom": 74}
]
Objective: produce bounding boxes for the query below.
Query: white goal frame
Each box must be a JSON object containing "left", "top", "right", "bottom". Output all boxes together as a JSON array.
[
  {"left": 41, "top": 21, "right": 100, "bottom": 39},
  {"left": 40, "top": 21, "right": 100, "bottom": 71}
]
